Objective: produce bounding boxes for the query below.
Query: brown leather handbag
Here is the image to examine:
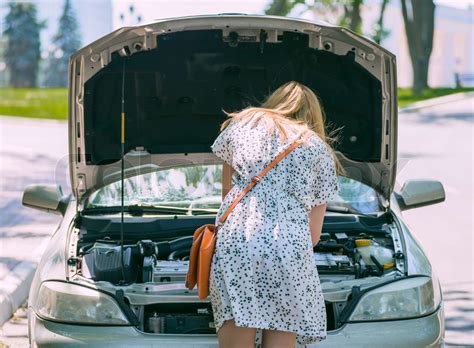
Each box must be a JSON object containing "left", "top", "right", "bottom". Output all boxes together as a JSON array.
[{"left": 185, "top": 138, "right": 304, "bottom": 299}]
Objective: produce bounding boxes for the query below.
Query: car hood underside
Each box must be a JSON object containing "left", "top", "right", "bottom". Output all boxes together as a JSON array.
[{"left": 69, "top": 15, "right": 397, "bottom": 203}]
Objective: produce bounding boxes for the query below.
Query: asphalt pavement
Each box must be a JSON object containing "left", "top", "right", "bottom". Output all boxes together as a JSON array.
[
  {"left": 397, "top": 95, "right": 474, "bottom": 346},
  {"left": 0, "top": 94, "right": 473, "bottom": 347}
]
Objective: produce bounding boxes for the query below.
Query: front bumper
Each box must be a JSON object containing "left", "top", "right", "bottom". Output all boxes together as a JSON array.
[{"left": 29, "top": 304, "right": 445, "bottom": 347}]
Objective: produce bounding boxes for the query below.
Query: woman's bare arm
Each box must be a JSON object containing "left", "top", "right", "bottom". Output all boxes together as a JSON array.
[
  {"left": 308, "top": 204, "right": 327, "bottom": 247},
  {"left": 222, "top": 163, "right": 235, "bottom": 200}
]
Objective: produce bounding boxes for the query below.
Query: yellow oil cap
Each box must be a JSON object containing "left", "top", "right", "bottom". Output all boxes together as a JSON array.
[
  {"left": 383, "top": 262, "right": 395, "bottom": 269},
  {"left": 355, "top": 239, "right": 372, "bottom": 247}
]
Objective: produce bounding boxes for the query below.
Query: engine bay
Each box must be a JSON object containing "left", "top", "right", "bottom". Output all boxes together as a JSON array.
[
  {"left": 69, "top": 213, "right": 405, "bottom": 334},
  {"left": 78, "top": 230, "right": 398, "bottom": 286}
]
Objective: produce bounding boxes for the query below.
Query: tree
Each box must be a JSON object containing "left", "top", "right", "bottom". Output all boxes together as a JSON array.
[
  {"left": 400, "top": 0, "right": 435, "bottom": 95},
  {"left": 3, "top": 3, "right": 43, "bottom": 87},
  {"left": 44, "top": 0, "right": 81, "bottom": 87},
  {"left": 339, "top": 0, "right": 363, "bottom": 33},
  {"left": 265, "top": 0, "right": 303, "bottom": 16},
  {"left": 265, "top": 0, "right": 364, "bottom": 34},
  {"left": 370, "top": 0, "right": 391, "bottom": 44}
]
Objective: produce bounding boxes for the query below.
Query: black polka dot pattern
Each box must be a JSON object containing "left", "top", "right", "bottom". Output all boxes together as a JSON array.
[{"left": 209, "top": 115, "right": 339, "bottom": 346}]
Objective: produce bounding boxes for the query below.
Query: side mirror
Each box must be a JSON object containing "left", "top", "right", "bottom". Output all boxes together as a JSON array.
[
  {"left": 22, "top": 184, "right": 69, "bottom": 215},
  {"left": 397, "top": 179, "right": 445, "bottom": 211}
]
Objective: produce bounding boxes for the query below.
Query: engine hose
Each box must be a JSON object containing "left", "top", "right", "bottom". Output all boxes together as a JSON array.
[
  {"left": 154, "top": 236, "right": 193, "bottom": 259},
  {"left": 167, "top": 249, "right": 191, "bottom": 261},
  {"left": 155, "top": 241, "right": 171, "bottom": 258},
  {"left": 168, "top": 236, "right": 193, "bottom": 251},
  {"left": 354, "top": 254, "right": 362, "bottom": 279},
  {"left": 370, "top": 254, "right": 384, "bottom": 275}
]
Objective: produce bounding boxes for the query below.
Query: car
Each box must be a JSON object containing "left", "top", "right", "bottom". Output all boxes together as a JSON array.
[{"left": 23, "top": 14, "right": 446, "bottom": 347}]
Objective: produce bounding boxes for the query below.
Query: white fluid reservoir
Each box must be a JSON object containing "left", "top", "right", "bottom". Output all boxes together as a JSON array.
[{"left": 355, "top": 239, "right": 394, "bottom": 267}]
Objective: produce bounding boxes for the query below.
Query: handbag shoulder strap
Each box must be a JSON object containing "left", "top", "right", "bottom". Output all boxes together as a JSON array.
[{"left": 218, "top": 137, "right": 304, "bottom": 225}]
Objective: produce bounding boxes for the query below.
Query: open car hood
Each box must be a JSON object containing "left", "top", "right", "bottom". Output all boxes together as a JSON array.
[{"left": 69, "top": 14, "right": 397, "bottom": 205}]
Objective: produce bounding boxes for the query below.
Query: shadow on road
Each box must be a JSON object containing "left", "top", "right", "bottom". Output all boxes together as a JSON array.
[
  {"left": 443, "top": 281, "right": 474, "bottom": 346},
  {"left": 416, "top": 112, "right": 474, "bottom": 124}
]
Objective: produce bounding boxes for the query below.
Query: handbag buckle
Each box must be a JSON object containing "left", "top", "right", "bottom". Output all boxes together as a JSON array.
[{"left": 251, "top": 176, "right": 261, "bottom": 183}]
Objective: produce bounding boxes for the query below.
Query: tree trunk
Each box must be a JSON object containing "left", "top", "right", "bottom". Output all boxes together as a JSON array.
[
  {"left": 349, "top": 0, "right": 363, "bottom": 32},
  {"left": 373, "top": 0, "right": 390, "bottom": 44},
  {"left": 400, "top": 0, "right": 436, "bottom": 95}
]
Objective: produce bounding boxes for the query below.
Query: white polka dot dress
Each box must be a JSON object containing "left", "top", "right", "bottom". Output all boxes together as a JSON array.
[{"left": 209, "top": 113, "right": 339, "bottom": 346}]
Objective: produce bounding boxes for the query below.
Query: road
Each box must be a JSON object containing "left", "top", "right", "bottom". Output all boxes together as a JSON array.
[
  {"left": 0, "top": 95, "right": 473, "bottom": 346},
  {"left": 397, "top": 96, "right": 474, "bottom": 346}
]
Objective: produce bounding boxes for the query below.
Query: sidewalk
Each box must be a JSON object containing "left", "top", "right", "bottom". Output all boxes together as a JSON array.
[
  {"left": 399, "top": 91, "right": 474, "bottom": 113},
  {"left": 0, "top": 116, "right": 67, "bottom": 325},
  {"left": 0, "top": 304, "right": 28, "bottom": 348}
]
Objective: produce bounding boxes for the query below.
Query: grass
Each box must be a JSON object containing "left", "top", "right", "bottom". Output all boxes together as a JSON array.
[
  {"left": 0, "top": 88, "right": 68, "bottom": 120},
  {"left": 0, "top": 87, "right": 473, "bottom": 120},
  {"left": 397, "top": 87, "right": 474, "bottom": 107}
]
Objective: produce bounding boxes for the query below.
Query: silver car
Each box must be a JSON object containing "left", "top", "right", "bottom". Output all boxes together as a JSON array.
[{"left": 23, "top": 14, "right": 446, "bottom": 347}]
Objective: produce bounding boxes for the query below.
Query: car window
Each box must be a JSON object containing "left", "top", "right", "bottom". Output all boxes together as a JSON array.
[{"left": 86, "top": 164, "right": 381, "bottom": 214}]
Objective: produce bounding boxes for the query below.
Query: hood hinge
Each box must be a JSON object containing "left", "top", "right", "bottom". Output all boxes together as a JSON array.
[{"left": 75, "top": 174, "right": 87, "bottom": 200}]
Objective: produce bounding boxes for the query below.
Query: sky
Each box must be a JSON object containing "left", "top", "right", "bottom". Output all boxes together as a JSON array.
[
  {"left": 435, "top": 0, "right": 474, "bottom": 8},
  {"left": 112, "top": 0, "right": 270, "bottom": 27},
  {"left": 112, "top": 0, "right": 474, "bottom": 28}
]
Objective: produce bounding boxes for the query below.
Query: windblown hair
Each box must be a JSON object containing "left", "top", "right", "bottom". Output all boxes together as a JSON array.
[{"left": 220, "top": 81, "right": 344, "bottom": 174}]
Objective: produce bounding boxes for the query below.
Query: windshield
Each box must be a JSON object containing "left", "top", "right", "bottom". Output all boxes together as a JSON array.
[{"left": 86, "top": 164, "right": 381, "bottom": 214}]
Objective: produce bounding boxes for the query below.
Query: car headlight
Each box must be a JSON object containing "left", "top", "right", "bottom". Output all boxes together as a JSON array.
[
  {"left": 348, "top": 275, "right": 442, "bottom": 321},
  {"left": 34, "top": 281, "right": 130, "bottom": 325}
]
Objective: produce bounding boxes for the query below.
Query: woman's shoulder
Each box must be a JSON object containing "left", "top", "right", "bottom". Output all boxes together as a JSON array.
[{"left": 296, "top": 130, "right": 333, "bottom": 160}]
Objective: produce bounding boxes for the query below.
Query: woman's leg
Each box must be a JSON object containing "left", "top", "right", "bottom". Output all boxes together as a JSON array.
[
  {"left": 217, "top": 319, "right": 257, "bottom": 348},
  {"left": 262, "top": 329, "right": 296, "bottom": 348}
]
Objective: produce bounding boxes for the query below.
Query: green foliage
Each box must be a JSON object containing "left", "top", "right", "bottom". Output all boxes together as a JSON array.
[
  {"left": 0, "top": 88, "right": 67, "bottom": 119},
  {"left": 44, "top": 0, "right": 82, "bottom": 87},
  {"left": 3, "top": 3, "right": 44, "bottom": 87},
  {"left": 336, "top": 0, "right": 363, "bottom": 33},
  {"left": 185, "top": 166, "right": 210, "bottom": 187},
  {"left": 398, "top": 87, "right": 474, "bottom": 107},
  {"left": 264, "top": 0, "right": 306, "bottom": 16},
  {"left": 265, "top": 0, "right": 364, "bottom": 34}
]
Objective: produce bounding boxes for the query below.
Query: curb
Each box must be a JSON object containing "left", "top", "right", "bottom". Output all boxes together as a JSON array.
[
  {"left": 399, "top": 91, "right": 474, "bottom": 113},
  {"left": 0, "top": 114, "right": 67, "bottom": 124},
  {"left": 0, "top": 239, "right": 49, "bottom": 326}
]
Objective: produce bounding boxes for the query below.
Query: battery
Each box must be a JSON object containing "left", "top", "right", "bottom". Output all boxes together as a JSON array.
[{"left": 314, "top": 252, "right": 352, "bottom": 270}]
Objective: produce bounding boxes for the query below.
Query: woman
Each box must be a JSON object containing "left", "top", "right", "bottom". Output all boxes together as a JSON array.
[{"left": 209, "top": 81, "right": 341, "bottom": 348}]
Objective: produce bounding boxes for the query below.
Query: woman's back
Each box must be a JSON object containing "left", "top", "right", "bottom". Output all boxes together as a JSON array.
[
  {"left": 209, "top": 111, "right": 339, "bottom": 346},
  {"left": 211, "top": 112, "right": 339, "bottom": 211}
]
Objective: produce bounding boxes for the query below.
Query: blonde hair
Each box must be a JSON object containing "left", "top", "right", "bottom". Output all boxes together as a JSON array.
[{"left": 220, "top": 81, "right": 344, "bottom": 174}]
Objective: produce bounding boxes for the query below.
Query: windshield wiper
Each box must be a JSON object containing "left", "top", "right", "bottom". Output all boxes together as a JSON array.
[
  {"left": 82, "top": 204, "right": 218, "bottom": 216},
  {"left": 84, "top": 203, "right": 368, "bottom": 217}
]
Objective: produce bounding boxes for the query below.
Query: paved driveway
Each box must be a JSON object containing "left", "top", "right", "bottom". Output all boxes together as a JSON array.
[{"left": 0, "top": 95, "right": 473, "bottom": 346}]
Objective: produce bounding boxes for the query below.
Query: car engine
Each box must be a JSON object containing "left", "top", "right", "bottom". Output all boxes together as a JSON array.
[
  {"left": 74, "top": 224, "right": 400, "bottom": 334},
  {"left": 79, "top": 230, "right": 396, "bottom": 285}
]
